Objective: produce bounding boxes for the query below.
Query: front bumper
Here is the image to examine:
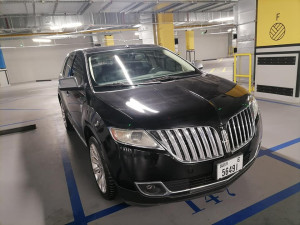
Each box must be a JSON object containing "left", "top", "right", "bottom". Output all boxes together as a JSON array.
[{"left": 106, "top": 115, "right": 262, "bottom": 204}]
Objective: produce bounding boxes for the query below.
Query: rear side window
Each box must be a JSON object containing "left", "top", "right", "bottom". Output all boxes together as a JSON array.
[{"left": 72, "top": 52, "right": 85, "bottom": 85}]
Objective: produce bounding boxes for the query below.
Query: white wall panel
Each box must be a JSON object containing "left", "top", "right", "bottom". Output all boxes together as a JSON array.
[
  {"left": 177, "top": 31, "right": 229, "bottom": 61},
  {"left": 1, "top": 37, "right": 92, "bottom": 84}
]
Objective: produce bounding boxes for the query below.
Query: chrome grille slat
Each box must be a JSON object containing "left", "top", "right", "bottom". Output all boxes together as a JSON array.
[
  {"left": 197, "top": 127, "right": 213, "bottom": 158},
  {"left": 227, "top": 120, "right": 235, "bottom": 150},
  {"left": 183, "top": 129, "right": 199, "bottom": 161},
  {"left": 190, "top": 128, "right": 206, "bottom": 159},
  {"left": 231, "top": 118, "right": 239, "bottom": 148},
  {"left": 226, "top": 106, "right": 256, "bottom": 151},
  {"left": 165, "top": 130, "right": 183, "bottom": 160},
  {"left": 150, "top": 106, "right": 255, "bottom": 163},
  {"left": 204, "top": 127, "right": 219, "bottom": 157},
  {"left": 245, "top": 108, "right": 253, "bottom": 136},
  {"left": 156, "top": 131, "right": 172, "bottom": 153},
  {"left": 174, "top": 129, "right": 191, "bottom": 162},
  {"left": 151, "top": 126, "right": 223, "bottom": 163},
  {"left": 214, "top": 129, "right": 224, "bottom": 155},
  {"left": 238, "top": 113, "right": 246, "bottom": 143},
  {"left": 242, "top": 111, "right": 250, "bottom": 139}
]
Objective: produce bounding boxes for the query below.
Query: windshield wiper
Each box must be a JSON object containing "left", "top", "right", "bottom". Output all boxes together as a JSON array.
[{"left": 94, "top": 82, "right": 136, "bottom": 88}]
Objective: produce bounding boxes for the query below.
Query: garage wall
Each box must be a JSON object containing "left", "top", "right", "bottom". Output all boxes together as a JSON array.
[
  {"left": 1, "top": 37, "right": 93, "bottom": 84},
  {"left": 92, "top": 31, "right": 143, "bottom": 46},
  {"left": 177, "top": 30, "right": 229, "bottom": 61}
]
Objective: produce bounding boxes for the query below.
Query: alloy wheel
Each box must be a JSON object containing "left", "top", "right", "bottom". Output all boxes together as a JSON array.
[{"left": 90, "top": 143, "right": 107, "bottom": 193}]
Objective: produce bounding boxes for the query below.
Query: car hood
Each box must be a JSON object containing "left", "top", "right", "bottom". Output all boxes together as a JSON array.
[{"left": 94, "top": 74, "right": 250, "bottom": 130}]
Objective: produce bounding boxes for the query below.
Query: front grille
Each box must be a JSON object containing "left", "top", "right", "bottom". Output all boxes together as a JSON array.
[
  {"left": 226, "top": 106, "right": 255, "bottom": 152},
  {"left": 150, "top": 127, "right": 224, "bottom": 163}
]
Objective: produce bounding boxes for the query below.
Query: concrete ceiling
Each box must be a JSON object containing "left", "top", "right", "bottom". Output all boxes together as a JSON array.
[
  {"left": 0, "top": 0, "right": 237, "bottom": 16},
  {"left": 0, "top": 0, "right": 237, "bottom": 38}
]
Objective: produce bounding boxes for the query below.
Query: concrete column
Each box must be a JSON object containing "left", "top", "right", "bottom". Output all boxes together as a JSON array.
[
  {"left": 156, "top": 13, "right": 175, "bottom": 52},
  {"left": 104, "top": 35, "right": 114, "bottom": 46},
  {"left": 185, "top": 30, "right": 194, "bottom": 50}
]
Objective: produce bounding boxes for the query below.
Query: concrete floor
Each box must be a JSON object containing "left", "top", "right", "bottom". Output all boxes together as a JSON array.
[{"left": 0, "top": 61, "right": 299, "bottom": 225}]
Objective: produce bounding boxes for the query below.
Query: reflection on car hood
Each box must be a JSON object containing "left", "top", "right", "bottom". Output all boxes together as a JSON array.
[{"left": 94, "top": 75, "right": 249, "bottom": 130}]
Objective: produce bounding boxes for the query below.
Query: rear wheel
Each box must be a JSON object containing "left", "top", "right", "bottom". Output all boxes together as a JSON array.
[{"left": 89, "top": 136, "right": 116, "bottom": 200}]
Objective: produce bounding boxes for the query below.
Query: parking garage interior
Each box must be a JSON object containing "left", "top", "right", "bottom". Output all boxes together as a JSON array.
[{"left": 0, "top": 0, "right": 299, "bottom": 224}]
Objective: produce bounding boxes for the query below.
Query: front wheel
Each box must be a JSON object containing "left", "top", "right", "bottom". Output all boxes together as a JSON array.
[{"left": 89, "top": 136, "right": 116, "bottom": 200}]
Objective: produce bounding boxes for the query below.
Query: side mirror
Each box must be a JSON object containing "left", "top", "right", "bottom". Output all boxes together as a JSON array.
[
  {"left": 59, "top": 77, "right": 83, "bottom": 91},
  {"left": 195, "top": 61, "right": 204, "bottom": 70}
]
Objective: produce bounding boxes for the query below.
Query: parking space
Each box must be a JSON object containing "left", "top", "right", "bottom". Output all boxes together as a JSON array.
[{"left": 0, "top": 79, "right": 299, "bottom": 225}]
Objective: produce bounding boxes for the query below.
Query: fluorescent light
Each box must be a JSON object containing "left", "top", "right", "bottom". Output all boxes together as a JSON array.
[
  {"left": 50, "top": 22, "right": 82, "bottom": 30},
  {"left": 134, "top": 32, "right": 140, "bottom": 36},
  {"left": 209, "top": 17, "right": 234, "bottom": 23},
  {"left": 32, "top": 38, "right": 51, "bottom": 43},
  {"left": 209, "top": 31, "right": 230, "bottom": 35},
  {"left": 133, "top": 24, "right": 141, "bottom": 28}
]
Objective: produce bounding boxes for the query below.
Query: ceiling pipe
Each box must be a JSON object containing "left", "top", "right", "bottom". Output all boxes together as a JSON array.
[
  {"left": 172, "top": 3, "right": 196, "bottom": 12},
  {"left": 78, "top": 1, "right": 93, "bottom": 15},
  {"left": 200, "top": 2, "right": 232, "bottom": 12},
  {"left": 123, "top": 2, "right": 144, "bottom": 14},
  {"left": 155, "top": 3, "right": 183, "bottom": 13},
  {"left": 137, "top": 3, "right": 157, "bottom": 12},
  {"left": 191, "top": 3, "right": 216, "bottom": 12},
  {"left": 52, "top": 0, "right": 58, "bottom": 15},
  {"left": 98, "top": 1, "right": 112, "bottom": 12}
]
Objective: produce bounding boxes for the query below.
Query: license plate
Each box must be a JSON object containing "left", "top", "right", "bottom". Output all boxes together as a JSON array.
[{"left": 216, "top": 155, "right": 243, "bottom": 180}]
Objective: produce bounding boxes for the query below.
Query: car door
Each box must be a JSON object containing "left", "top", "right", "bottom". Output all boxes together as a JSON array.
[
  {"left": 66, "top": 51, "right": 87, "bottom": 136},
  {"left": 60, "top": 53, "right": 75, "bottom": 118}
]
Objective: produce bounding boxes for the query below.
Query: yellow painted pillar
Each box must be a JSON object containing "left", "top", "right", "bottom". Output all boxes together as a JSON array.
[
  {"left": 104, "top": 35, "right": 114, "bottom": 46},
  {"left": 185, "top": 30, "right": 194, "bottom": 50},
  {"left": 156, "top": 13, "right": 175, "bottom": 52}
]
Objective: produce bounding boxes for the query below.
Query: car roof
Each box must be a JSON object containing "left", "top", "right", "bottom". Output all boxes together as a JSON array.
[{"left": 78, "top": 44, "right": 161, "bottom": 54}]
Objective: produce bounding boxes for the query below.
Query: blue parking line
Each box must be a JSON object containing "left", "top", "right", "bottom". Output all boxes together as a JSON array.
[
  {"left": 85, "top": 203, "right": 130, "bottom": 223},
  {"left": 62, "top": 137, "right": 300, "bottom": 224},
  {"left": 268, "top": 138, "right": 300, "bottom": 152},
  {"left": 258, "top": 137, "right": 300, "bottom": 169},
  {"left": 60, "top": 142, "right": 86, "bottom": 225},
  {"left": 213, "top": 182, "right": 300, "bottom": 225},
  {"left": 256, "top": 98, "right": 300, "bottom": 108},
  {"left": 263, "top": 151, "right": 300, "bottom": 169}
]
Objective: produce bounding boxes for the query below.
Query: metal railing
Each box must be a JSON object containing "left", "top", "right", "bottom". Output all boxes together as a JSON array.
[{"left": 233, "top": 53, "right": 253, "bottom": 92}]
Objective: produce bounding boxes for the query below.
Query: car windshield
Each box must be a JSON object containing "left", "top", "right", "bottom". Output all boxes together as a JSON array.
[{"left": 88, "top": 48, "right": 199, "bottom": 87}]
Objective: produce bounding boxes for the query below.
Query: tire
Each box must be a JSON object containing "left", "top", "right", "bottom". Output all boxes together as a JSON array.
[
  {"left": 60, "top": 102, "right": 73, "bottom": 130},
  {"left": 89, "top": 136, "right": 117, "bottom": 200}
]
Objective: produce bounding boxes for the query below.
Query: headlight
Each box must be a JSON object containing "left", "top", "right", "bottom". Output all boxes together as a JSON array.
[
  {"left": 250, "top": 96, "right": 259, "bottom": 119},
  {"left": 109, "top": 128, "right": 163, "bottom": 150}
]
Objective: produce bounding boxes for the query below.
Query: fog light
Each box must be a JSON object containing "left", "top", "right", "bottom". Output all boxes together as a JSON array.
[{"left": 135, "top": 182, "right": 169, "bottom": 196}]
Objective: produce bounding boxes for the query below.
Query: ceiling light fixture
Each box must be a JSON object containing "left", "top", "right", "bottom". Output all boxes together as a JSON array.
[
  {"left": 133, "top": 24, "right": 141, "bottom": 28},
  {"left": 32, "top": 38, "right": 51, "bottom": 43},
  {"left": 208, "top": 17, "right": 234, "bottom": 23}
]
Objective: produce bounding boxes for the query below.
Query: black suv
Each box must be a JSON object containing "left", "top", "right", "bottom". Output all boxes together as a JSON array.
[{"left": 58, "top": 45, "right": 262, "bottom": 204}]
